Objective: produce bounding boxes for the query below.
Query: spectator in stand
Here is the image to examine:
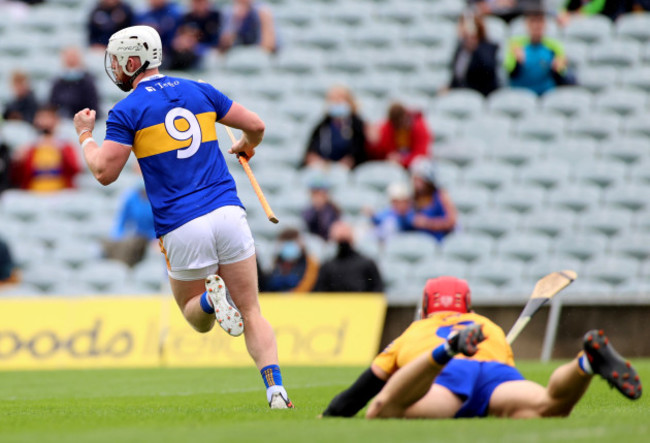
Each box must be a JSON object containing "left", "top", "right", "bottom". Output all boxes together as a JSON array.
[
  {"left": 102, "top": 182, "right": 157, "bottom": 267},
  {"left": 303, "top": 85, "right": 367, "bottom": 170},
  {"left": 409, "top": 159, "right": 457, "bottom": 243},
  {"left": 314, "top": 221, "right": 384, "bottom": 293},
  {"left": 504, "top": 9, "right": 570, "bottom": 96},
  {"left": 10, "top": 104, "right": 81, "bottom": 192},
  {"left": 0, "top": 137, "right": 11, "bottom": 195},
  {"left": 3, "top": 71, "right": 39, "bottom": 124},
  {"left": 366, "top": 102, "right": 432, "bottom": 169},
  {"left": 181, "top": 0, "right": 223, "bottom": 48},
  {"left": 558, "top": 0, "right": 635, "bottom": 25},
  {"left": 367, "top": 182, "right": 415, "bottom": 243},
  {"left": 302, "top": 176, "right": 341, "bottom": 241},
  {"left": 87, "top": 0, "right": 135, "bottom": 49},
  {"left": 0, "top": 236, "right": 20, "bottom": 287},
  {"left": 468, "top": 0, "right": 523, "bottom": 23},
  {"left": 266, "top": 228, "right": 319, "bottom": 293},
  {"left": 166, "top": 24, "right": 207, "bottom": 71},
  {"left": 219, "top": 0, "right": 278, "bottom": 53},
  {"left": 49, "top": 47, "right": 100, "bottom": 119},
  {"left": 448, "top": 12, "right": 499, "bottom": 97},
  {"left": 136, "top": 0, "right": 183, "bottom": 55}
]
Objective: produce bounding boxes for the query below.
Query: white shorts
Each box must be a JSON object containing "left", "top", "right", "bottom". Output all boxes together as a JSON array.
[{"left": 159, "top": 205, "right": 255, "bottom": 281}]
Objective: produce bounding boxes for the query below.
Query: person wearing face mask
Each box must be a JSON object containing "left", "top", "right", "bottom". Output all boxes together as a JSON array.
[
  {"left": 314, "top": 221, "right": 383, "bottom": 293},
  {"left": 49, "top": 47, "right": 100, "bottom": 119},
  {"left": 303, "top": 85, "right": 368, "bottom": 170},
  {"left": 10, "top": 104, "right": 81, "bottom": 192},
  {"left": 265, "top": 228, "right": 319, "bottom": 293}
]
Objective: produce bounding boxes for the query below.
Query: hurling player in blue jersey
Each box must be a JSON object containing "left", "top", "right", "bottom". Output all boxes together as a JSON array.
[{"left": 73, "top": 25, "right": 292, "bottom": 409}]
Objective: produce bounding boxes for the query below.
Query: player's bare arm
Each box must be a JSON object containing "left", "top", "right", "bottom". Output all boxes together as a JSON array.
[
  {"left": 219, "top": 102, "right": 265, "bottom": 159},
  {"left": 73, "top": 108, "right": 130, "bottom": 185}
]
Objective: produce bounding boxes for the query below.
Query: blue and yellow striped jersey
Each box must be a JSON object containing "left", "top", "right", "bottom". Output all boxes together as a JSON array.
[{"left": 105, "top": 75, "right": 242, "bottom": 237}]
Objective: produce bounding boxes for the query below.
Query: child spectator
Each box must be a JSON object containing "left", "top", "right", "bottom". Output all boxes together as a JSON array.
[
  {"left": 3, "top": 71, "right": 39, "bottom": 124},
  {"left": 87, "top": 0, "right": 135, "bottom": 49},
  {"left": 409, "top": 159, "right": 457, "bottom": 243},
  {"left": 303, "top": 85, "right": 367, "bottom": 170},
  {"left": 181, "top": 0, "right": 223, "bottom": 48},
  {"left": 366, "top": 102, "right": 432, "bottom": 169},
  {"left": 219, "top": 0, "right": 278, "bottom": 53},
  {"left": 10, "top": 105, "right": 81, "bottom": 192},
  {"left": 49, "top": 47, "right": 100, "bottom": 119},
  {"left": 368, "top": 182, "right": 415, "bottom": 243},
  {"left": 449, "top": 12, "right": 500, "bottom": 97},
  {"left": 314, "top": 221, "right": 384, "bottom": 293},
  {"left": 504, "top": 9, "right": 570, "bottom": 96},
  {"left": 266, "top": 228, "right": 319, "bottom": 293},
  {"left": 302, "top": 176, "right": 341, "bottom": 241}
]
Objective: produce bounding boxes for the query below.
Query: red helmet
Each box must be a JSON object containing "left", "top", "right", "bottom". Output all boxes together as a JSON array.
[{"left": 421, "top": 276, "right": 471, "bottom": 318}]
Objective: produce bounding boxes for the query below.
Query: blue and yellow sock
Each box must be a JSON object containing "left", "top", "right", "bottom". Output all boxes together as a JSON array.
[
  {"left": 261, "top": 364, "right": 283, "bottom": 389},
  {"left": 199, "top": 291, "right": 214, "bottom": 314}
]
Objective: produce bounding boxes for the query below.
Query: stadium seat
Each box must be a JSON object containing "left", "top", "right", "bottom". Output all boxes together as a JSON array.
[
  {"left": 429, "top": 0, "right": 465, "bottom": 22},
  {"left": 448, "top": 185, "right": 491, "bottom": 215},
  {"left": 461, "top": 114, "right": 513, "bottom": 142},
  {"left": 572, "top": 159, "right": 626, "bottom": 189},
  {"left": 372, "top": 48, "right": 424, "bottom": 74},
  {"left": 464, "top": 161, "right": 516, "bottom": 191},
  {"left": 497, "top": 232, "right": 552, "bottom": 264},
  {"left": 76, "top": 260, "right": 131, "bottom": 292},
  {"left": 621, "top": 115, "right": 650, "bottom": 139},
  {"left": 584, "top": 256, "right": 640, "bottom": 288},
  {"left": 562, "top": 40, "right": 589, "bottom": 70},
  {"left": 331, "top": 186, "right": 384, "bottom": 217},
  {"left": 577, "top": 66, "right": 619, "bottom": 93},
  {"left": 510, "top": 15, "right": 560, "bottom": 38},
  {"left": 616, "top": 13, "right": 650, "bottom": 42},
  {"left": 463, "top": 212, "right": 520, "bottom": 240},
  {"left": 489, "top": 139, "right": 542, "bottom": 167},
  {"left": 0, "top": 120, "right": 37, "bottom": 150},
  {"left": 431, "top": 89, "right": 485, "bottom": 120},
  {"left": 385, "top": 281, "right": 423, "bottom": 306},
  {"left": 433, "top": 138, "right": 487, "bottom": 169},
  {"left": 594, "top": 88, "right": 647, "bottom": 116},
  {"left": 439, "top": 233, "right": 493, "bottom": 264},
  {"left": 523, "top": 208, "right": 575, "bottom": 239},
  {"left": 268, "top": 187, "right": 310, "bottom": 219},
  {"left": 378, "top": 257, "right": 415, "bottom": 292},
  {"left": 548, "top": 184, "right": 601, "bottom": 214},
  {"left": 545, "top": 137, "right": 597, "bottom": 163},
  {"left": 303, "top": 233, "right": 336, "bottom": 262},
  {"left": 403, "top": 19, "right": 456, "bottom": 48},
  {"left": 524, "top": 255, "right": 583, "bottom": 281},
  {"left": 411, "top": 258, "right": 468, "bottom": 286},
  {"left": 554, "top": 233, "right": 608, "bottom": 262},
  {"left": 612, "top": 233, "right": 650, "bottom": 261},
  {"left": 6, "top": 238, "right": 49, "bottom": 269},
  {"left": 51, "top": 238, "right": 102, "bottom": 269},
  {"left": 21, "top": 261, "right": 74, "bottom": 293},
  {"left": 563, "top": 15, "right": 613, "bottom": 44},
  {"left": 224, "top": 47, "right": 272, "bottom": 76},
  {"left": 579, "top": 208, "right": 633, "bottom": 237},
  {"left": 603, "top": 183, "right": 650, "bottom": 213},
  {"left": 520, "top": 159, "right": 571, "bottom": 190},
  {"left": 567, "top": 114, "right": 620, "bottom": 141},
  {"left": 588, "top": 39, "right": 641, "bottom": 68},
  {"left": 131, "top": 258, "right": 167, "bottom": 292},
  {"left": 273, "top": 49, "right": 323, "bottom": 75},
  {"left": 384, "top": 232, "right": 438, "bottom": 263},
  {"left": 493, "top": 186, "right": 545, "bottom": 214},
  {"left": 470, "top": 257, "right": 525, "bottom": 288},
  {"left": 540, "top": 87, "right": 593, "bottom": 117},
  {"left": 0, "top": 283, "right": 43, "bottom": 297},
  {"left": 486, "top": 88, "right": 538, "bottom": 119},
  {"left": 514, "top": 114, "right": 566, "bottom": 142},
  {"left": 352, "top": 161, "right": 410, "bottom": 193},
  {"left": 601, "top": 137, "right": 648, "bottom": 165},
  {"left": 483, "top": 16, "right": 508, "bottom": 44},
  {"left": 619, "top": 66, "right": 650, "bottom": 92}
]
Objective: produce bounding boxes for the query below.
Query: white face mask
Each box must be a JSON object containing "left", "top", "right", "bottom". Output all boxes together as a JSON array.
[{"left": 327, "top": 102, "right": 351, "bottom": 118}]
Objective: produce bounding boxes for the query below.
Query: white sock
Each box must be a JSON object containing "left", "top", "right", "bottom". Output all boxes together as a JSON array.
[{"left": 266, "top": 385, "right": 287, "bottom": 403}]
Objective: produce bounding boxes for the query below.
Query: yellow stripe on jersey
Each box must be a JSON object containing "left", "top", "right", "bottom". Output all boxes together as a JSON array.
[{"left": 133, "top": 111, "right": 218, "bottom": 159}]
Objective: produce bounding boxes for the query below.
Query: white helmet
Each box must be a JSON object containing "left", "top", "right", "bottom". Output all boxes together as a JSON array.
[{"left": 105, "top": 25, "right": 163, "bottom": 92}]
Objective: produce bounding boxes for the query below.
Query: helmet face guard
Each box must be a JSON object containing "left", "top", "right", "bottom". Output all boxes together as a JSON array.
[
  {"left": 104, "top": 52, "right": 149, "bottom": 92},
  {"left": 421, "top": 276, "right": 471, "bottom": 318}
]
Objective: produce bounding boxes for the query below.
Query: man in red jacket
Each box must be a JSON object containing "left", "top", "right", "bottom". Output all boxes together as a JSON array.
[{"left": 366, "top": 102, "right": 432, "bottom": 168}]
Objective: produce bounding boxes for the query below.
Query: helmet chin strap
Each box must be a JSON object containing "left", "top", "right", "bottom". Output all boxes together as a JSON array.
[{"left": 116, "top": 60, "right": 151, "bottom": 92}]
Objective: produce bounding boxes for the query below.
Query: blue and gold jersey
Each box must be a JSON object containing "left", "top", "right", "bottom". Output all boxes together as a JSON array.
[{"left": 105, "top": 75, "right": 242, "bottom": 237}]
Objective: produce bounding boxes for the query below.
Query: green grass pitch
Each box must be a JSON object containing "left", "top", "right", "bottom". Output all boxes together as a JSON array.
[{"left": 1, "top": 361, "right": 648, "bottom": 443}]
